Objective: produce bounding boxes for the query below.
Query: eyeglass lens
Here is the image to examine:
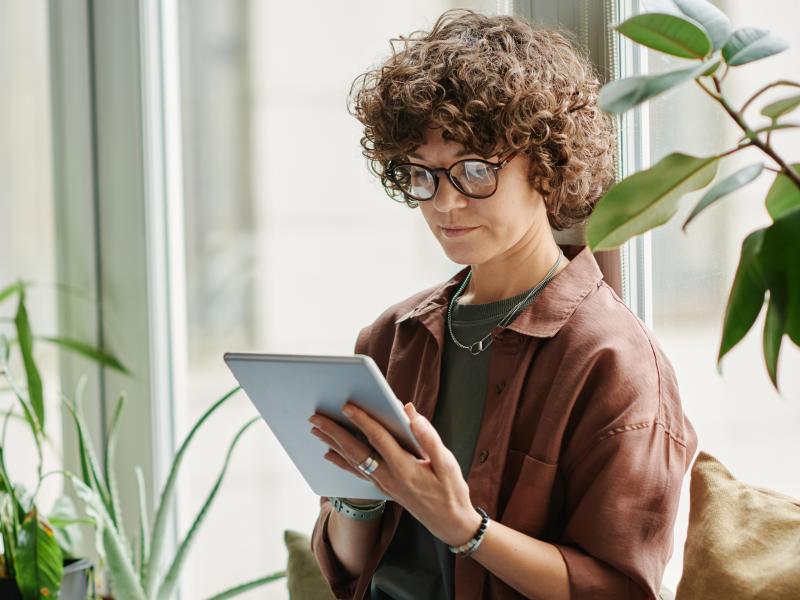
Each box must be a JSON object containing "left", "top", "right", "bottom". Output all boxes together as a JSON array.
[{"left": 391, "top": 160, "right": 496, "bottom": 200}]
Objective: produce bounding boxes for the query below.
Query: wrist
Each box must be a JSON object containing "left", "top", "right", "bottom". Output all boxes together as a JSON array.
[
  {"left": 447, "top": 505, "right": 490, "bottom": 557},
  {"left": 446, "top": 505, "right": 484, "bottom": 547}
]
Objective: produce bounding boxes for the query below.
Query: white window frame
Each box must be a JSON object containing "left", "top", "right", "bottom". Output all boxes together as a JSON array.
[
  {"left": 49, "top": 0, "right": 185, "bottom": 581},
  {"left": 510, "top": 0, "right": 653, "bottom": 326}
]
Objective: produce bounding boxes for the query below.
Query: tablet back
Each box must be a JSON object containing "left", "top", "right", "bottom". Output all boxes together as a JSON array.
[{"left": 224, "top": 352, "right": 422, "bottom": 500}]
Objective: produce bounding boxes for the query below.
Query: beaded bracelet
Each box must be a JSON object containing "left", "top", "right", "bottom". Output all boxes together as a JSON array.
[{"left": 447, "top": 506, "right": 490, "bottom": 558}]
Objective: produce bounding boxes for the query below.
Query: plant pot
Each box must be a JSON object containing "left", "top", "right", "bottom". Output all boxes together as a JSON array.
[{"left": 0, "top": 557, "right": 94, "bottom": 600}]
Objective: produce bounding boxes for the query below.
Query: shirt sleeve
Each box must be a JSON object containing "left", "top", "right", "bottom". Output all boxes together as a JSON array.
[
  {"left": 309, "top": 323, "right": 374, "bottom": 599},
  {"left": 310, "top": 499, "right": 360, "bottom": 599},
  {"left": 552, "top": 338, "right": 698, "bottom": 600}
]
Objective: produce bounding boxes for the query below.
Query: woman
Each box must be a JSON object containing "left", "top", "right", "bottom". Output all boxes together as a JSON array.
[{"left": 309, "top": 9, "right": 697, "bottom": 600}]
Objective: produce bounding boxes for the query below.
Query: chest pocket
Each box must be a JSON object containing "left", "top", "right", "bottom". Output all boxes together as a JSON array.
[{"left": 497, "top": 449, "right": 561, "bottom": 538}]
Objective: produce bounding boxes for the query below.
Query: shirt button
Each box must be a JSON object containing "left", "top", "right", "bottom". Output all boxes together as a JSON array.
[
  {"left": 479, "top": 450, "right": 489, "bottom": 463},
  {"left": 495, "top": 381, "right": 506, "bottom": 394}
]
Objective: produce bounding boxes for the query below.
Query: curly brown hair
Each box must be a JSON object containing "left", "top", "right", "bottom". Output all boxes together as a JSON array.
[{"left": 346, "top": 8, "right": 617, "bottom": 230}]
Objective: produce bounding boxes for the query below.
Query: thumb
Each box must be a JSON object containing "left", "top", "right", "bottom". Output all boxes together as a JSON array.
[{"left": 408, "top": 408, "right": 451, "bottom": 475}]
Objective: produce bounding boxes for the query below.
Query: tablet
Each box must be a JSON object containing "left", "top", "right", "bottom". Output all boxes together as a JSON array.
[{"left": 223, "top": 351, "right": 424, "bottom": 500}]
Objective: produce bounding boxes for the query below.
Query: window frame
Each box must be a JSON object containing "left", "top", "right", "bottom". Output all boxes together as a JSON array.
[{"left": 49, "top": 0, "right": 185, "bottom": 582}]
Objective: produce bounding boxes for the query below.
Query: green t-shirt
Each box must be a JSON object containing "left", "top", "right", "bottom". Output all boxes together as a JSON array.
[{"left": 369, "top": 278, "right": 545, "bottom": 600}]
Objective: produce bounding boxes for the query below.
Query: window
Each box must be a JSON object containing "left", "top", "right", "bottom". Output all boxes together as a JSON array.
[{"left": 0, "top": 0, "right": 62, "bottom": 514}]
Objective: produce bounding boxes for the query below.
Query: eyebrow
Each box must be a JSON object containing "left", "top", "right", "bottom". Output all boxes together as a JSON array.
[{"left": 408, "top": 148, "right": 476, "bottom": 161}]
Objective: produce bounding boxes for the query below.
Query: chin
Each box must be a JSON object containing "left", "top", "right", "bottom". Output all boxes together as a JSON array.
[{"left": 440, "top": 246, "right": 483, "bottom": 265}]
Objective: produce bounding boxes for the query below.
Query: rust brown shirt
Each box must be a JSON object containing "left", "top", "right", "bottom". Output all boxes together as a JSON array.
[{"left": 310, "top": 243, "right": 698, "bottom": 600}]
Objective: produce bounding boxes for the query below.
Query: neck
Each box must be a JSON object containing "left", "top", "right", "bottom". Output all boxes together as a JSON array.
[{"left": 458, "top": 229, "right": 569, "bottom": 305}]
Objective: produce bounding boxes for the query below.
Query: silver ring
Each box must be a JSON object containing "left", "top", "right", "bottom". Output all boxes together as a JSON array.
[{"left": 356, "top": 451, "right": 379, "bottom": 476}]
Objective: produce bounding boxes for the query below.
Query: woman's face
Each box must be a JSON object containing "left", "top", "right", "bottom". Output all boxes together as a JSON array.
[{"left": 413, "top": 125, "right": 549, "bottom": 267}]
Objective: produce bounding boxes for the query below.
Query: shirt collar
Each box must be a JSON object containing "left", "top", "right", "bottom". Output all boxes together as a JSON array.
[{"left": 394, "top": 244, "right": 604, "bottom": 338}]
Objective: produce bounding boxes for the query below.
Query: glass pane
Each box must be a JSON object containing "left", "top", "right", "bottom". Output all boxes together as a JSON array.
[
  {"left": 175, "top": 2, "right": 497, "bottom": 598},
  {"left": 0, "top": 0, "right": 62, "bottom": 513},
  {"left": 645, "top": 1, "right": 800, "bottom": 590}
]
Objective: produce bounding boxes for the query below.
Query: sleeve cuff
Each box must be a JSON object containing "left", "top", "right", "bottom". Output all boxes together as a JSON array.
[
  {"left": 553, "top": 542, "right": 650, "bottom": 600},
  {"left": 310, "top": 502, "right": 360, "bottom": 599}
]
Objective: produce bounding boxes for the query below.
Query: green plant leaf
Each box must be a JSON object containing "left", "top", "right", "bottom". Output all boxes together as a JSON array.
[
  {"left": 203, "top": 571, "right": 288, "bottom": 600},
  {"left": 15, "top": 507, "right": 63, "bottom": 600},
  {"left": 70, "top": 475, "right": 146, "bottom": 600},
  {"left": 62, "top": 377, "right": 115, "bottom": 528},
  {"left": 143, "top": 385, "right": 242, "bottom": 599},
  {"left": 0, "top": 334, "right": 9, "bottom": 365},
  {"left": 672, "top": 0, "right": 732, "bottom": 50},
  {"left": 0, "top": 416, "right": 26, "bottom": 524},
  {"left": 104, "top": 392, "right": 127, "bottom": 551},
  {"left": 759, "top": 208, "right": 800, "bottom": 347},
  {"left": 0, "top": 337, "right": 40, "bottom": 440},
  {"left": 0, "top": 281, "right": 25, "bottom": 305},
  {"left": 587, "top": 152, "right": 719, "bottom": 250},
  {"left": 14, "top": 290, "right": 44, "bottom": 433},
  {"left": 39, "top": 336, "right": 130, "bottom": 375},
  {"left": 598, "top": 57, "right": 718, "bottom": 114},
  {"left": 760, "top": 93, "right": 800, "bottom": 120},
  {"left": 722, "top": 28, "right": 789, "bottom": 66},
  {"left": 155, "top": 417, "right": 259, "bottom": 600},
  {"left": 762, "top": 291, "right": 786, "bottom": 390},
  {"left": 682, "top": 163, "right": 764, "bottom": 231},
  {"left": 616, "top": 12, "right": 711, "bottom": 58},
  {"left": 718, "top": 228, "right": 767, "bottom": 367},
  {"left": 0, "top": 492, "right": 19, "bottom": 577},
  {"left": 765, "top": 163, "right": 800, "bottom": 220},
  {"left": 135, "top": 466, "right": 150, "bottom": 582}
]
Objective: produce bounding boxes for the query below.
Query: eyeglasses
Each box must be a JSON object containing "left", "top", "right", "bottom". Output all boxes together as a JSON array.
[{"left": 386, "top": 150, "right": 518, "bottom": 201}]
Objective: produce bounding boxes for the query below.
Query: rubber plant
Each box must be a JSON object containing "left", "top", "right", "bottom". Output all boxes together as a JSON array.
[
  {"left": 0, "top": 280, "right": 128, "bottom": 599},
  {"left": 587, "top": 0, "right": 800, "bottom": 391},
  {"left": 66, "top": 381, "right": 287, "bottom": 600}
]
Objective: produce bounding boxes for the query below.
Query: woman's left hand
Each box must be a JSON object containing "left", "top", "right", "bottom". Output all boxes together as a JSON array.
[{"left": 308, "top": 400, "right": 482, "bottom": 547}]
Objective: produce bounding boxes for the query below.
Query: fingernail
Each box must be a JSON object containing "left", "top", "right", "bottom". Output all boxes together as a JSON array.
[{"left": 342, "top": 405, "right": 354, "bottom": 417}]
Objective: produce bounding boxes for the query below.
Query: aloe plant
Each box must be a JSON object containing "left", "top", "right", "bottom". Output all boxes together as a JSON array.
[
  {"left": 66, "top": 384, "right": 287, "bottom": 600},
  {"left": 587, "top": 0, "right": 799, "bottom": 390}
]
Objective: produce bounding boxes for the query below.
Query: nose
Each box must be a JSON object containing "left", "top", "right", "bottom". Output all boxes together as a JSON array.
[{"left": 431, "top": 173, "right": 469, "bottom": 212}]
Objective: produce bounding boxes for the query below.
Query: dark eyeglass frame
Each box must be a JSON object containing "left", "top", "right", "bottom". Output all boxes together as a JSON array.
[{"left": 386, "top": 150, "right": 518, "bottom": 201}]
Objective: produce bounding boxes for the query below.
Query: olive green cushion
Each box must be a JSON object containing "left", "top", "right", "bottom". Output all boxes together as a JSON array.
[
  {"left": 284, "top": 529, "right": 336, "bottom": 600},
  {"left": 675, "top": 451, "right": 800, "bottom": 599}
]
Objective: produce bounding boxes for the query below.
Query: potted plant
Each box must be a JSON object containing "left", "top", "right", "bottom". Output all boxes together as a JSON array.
[
  {"left": 1, "top": 280, "right": 288, "bottom": 598},
  {"left": 587, "top": 0, "right": 799, "bottom": 391},
  {"left": 0, "top": 280, "right": 125, "bottom": 598}
]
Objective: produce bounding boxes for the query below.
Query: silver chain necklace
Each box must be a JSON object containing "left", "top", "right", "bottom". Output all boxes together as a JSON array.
[{"left": 447, "top": 248, "right": 564, "bottom": 356}]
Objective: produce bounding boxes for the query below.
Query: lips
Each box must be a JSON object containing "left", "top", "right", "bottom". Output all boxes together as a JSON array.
[{"left": 440, "top": 225, "right": 479, "bottom": 238}]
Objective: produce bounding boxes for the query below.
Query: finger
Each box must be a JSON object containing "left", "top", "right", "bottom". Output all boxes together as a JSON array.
[
  {"left": 311, "top": 426, "right": 349, "bottom": 458},
  {"left": 407, "top": 406, "right": 459, "bottom": 479},
  {"left": 313, "top": 412, "right": 374, "bottom": 468},
  {"left": 323, "top": 448, "right": 370, "bottom": 480},
  {"left": 342, "top": 401, "right": 409, "bottom": 468}
]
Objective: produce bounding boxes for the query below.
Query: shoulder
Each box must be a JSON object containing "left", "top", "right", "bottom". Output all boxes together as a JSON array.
[{"left": 553, "top": 280, "right": 693, "bottom": 448}]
